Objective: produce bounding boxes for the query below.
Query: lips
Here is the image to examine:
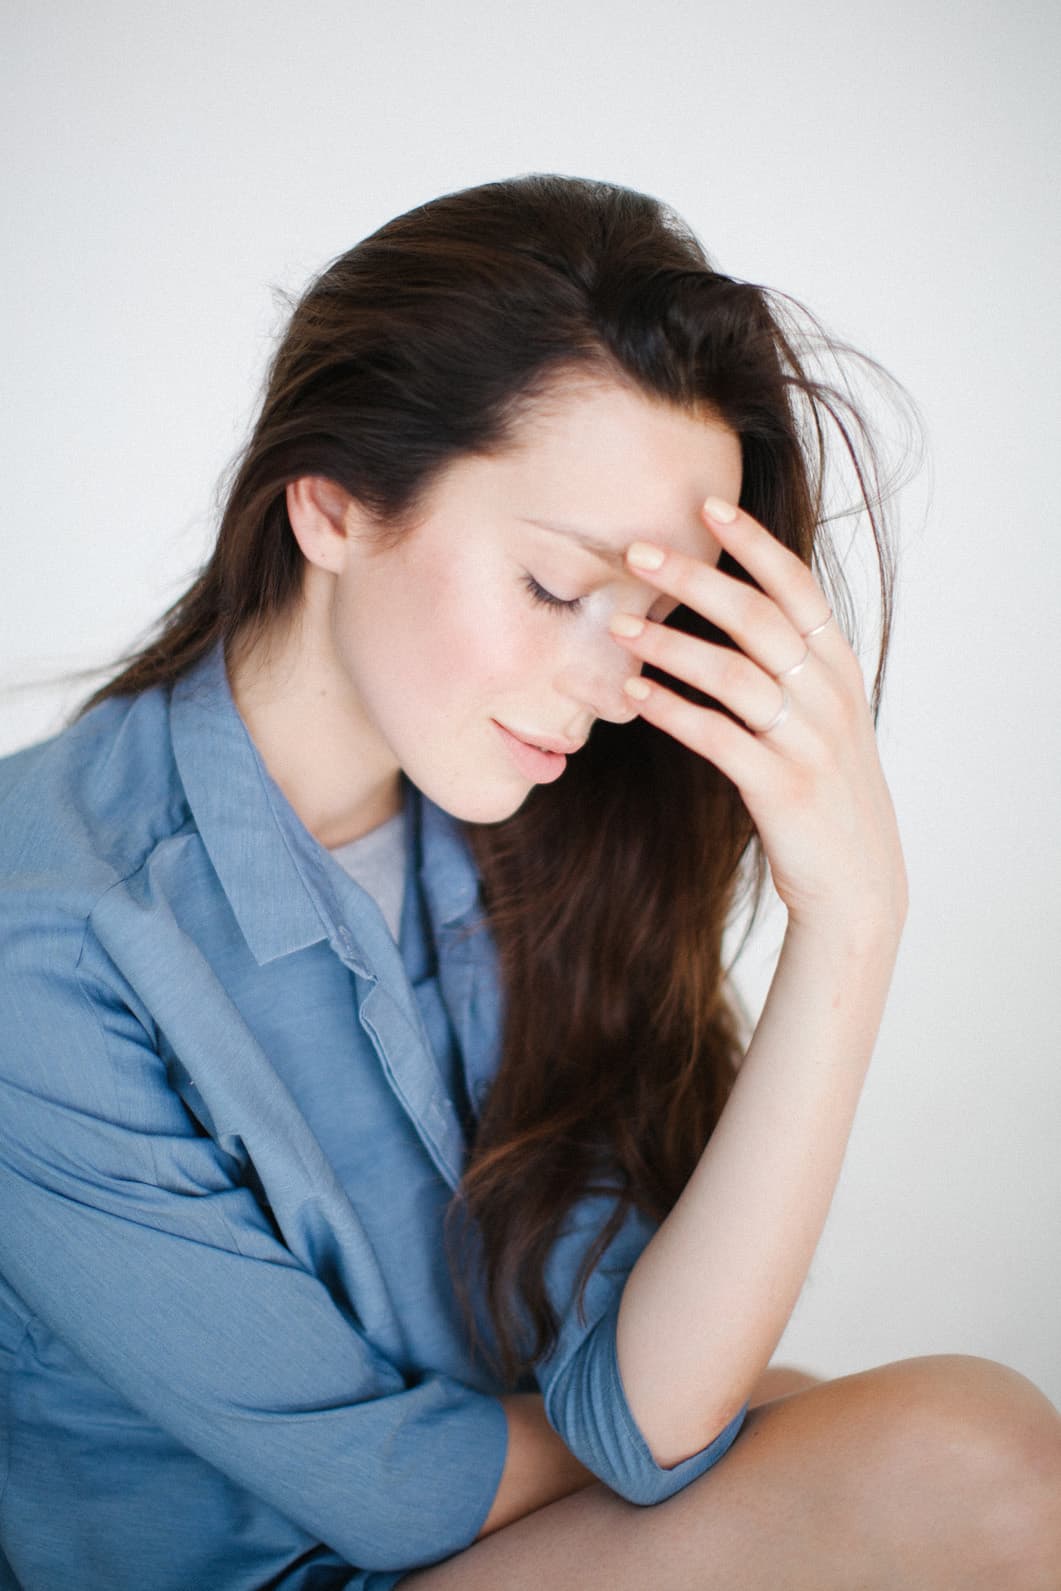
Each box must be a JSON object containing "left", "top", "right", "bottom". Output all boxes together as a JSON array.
[
  {"left": 491, "top": 722, "right": 572, "bottom": 784},
  {"left": 505, "top": 728, "right": 585, "bottom": 755}
]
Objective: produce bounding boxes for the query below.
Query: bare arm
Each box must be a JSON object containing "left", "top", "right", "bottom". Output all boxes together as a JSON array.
[
  {"left": 475, "top": 1392, "right": 598, "bottom": 1539},
  {"left": 600, "top": 499, "right": 909, "bottom": 1470},
  {"left": 478, "top": 497, "right": 909, "bottom": 1504},
  {"left": 615, "top": 913, "right": 904, "bottom": 1466},
  {"left": 472, "top": 919, "right": 899, "bottom": 1532},
  {"left": 473, "top": 925, "right": 899, "bottom": 1530},
  {"left": 475, "top": 1350, "right": 825, "bottom": 1540}
]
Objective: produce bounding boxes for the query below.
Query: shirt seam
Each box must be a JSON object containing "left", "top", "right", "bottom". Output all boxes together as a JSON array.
[
  {"left": 74, "top": 876, "right": 255, "bottom": 1261},
  {"left": 70, "top": 818, "right": 199, "bottom": 964},
  {"left": 70, "top": 964, "right": 171, "bottom": 1212}
]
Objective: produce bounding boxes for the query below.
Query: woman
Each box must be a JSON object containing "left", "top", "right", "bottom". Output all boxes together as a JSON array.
[{"left": 0, "top": 174, "right": 1057, "bottom": 1590}]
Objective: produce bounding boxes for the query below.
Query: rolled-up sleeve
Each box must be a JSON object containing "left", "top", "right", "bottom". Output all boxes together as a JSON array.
[
  {"left": 534, "top": 1189, "right": 748, "bottom": 1505},
  {"left": 0, "top": 949, "right": 508, "bottom": 1573}
]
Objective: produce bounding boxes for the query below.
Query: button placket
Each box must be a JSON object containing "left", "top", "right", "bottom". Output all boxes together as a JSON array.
[{"left": 356, "top": 979, "right": 465, "bottom": 1193}]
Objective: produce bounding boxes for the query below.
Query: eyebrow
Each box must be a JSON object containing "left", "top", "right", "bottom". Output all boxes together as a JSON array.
[{"left": 517, "top": 517, "right": 632, "bottom": 568}]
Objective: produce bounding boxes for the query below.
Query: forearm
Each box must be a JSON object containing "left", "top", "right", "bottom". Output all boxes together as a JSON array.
[
  {"left": 476, "top": 1392, "right": 599, "bottom": 1539},
  {"left": 615, "top": 913, "right": 905, "bottom": 1468}
]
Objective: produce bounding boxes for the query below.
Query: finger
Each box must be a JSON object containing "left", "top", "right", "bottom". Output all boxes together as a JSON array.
[
  {"left": 620, "top": 673, "right": 773, "bottom": 789},
  {"left": 625, "top": 538, "right": 809, "bottom": 679},
  {"left": 609, "top": 616, "right": 785, "bottom": 732},
  {"left": 700, "top": 497, "right": 838, "bottom": 646}
]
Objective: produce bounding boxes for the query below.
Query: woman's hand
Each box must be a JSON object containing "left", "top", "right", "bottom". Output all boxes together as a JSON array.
[{"left": 609, "top": 497, "right": 908, "bottom": 938}]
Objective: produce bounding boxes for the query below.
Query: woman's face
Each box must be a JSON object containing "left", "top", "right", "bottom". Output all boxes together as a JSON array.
[{"left": 327, "top": 378, "right": 743, "bottom": 825}]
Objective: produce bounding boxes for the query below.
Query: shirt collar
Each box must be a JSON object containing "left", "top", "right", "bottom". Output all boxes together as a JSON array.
[{"left": 169, "top": 640, "right": 483, "bottom": 966}]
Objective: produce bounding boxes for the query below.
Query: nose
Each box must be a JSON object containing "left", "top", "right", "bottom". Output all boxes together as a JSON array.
[{"left": 552, "top": 626, "right": 644, "bottom": 727}]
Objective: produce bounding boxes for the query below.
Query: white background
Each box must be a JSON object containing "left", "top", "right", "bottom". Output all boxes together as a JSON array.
[{"left": 3, "top": 2, "right": 1058, "bottom": 1407}]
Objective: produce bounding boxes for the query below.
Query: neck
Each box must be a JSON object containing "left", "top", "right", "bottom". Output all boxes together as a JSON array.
[{"left": 226, "top": 601, "right": 402, "bottom": 849}]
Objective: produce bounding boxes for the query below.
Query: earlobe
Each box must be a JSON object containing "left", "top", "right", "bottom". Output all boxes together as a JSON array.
[{"left": 285, "top": 477, "right": 352, "bottom": 573}]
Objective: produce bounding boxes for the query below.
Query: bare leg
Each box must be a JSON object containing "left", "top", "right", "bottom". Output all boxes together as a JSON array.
[{"left": 397, "top": 1355, "right": 1061, "bottom": 1591}]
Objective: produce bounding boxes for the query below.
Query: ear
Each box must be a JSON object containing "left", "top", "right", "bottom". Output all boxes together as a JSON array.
[{"left": 285, "top": 477, "right": 368, "bottom": 574}]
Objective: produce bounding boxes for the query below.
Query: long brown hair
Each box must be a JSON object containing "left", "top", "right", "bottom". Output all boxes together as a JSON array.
[{"left": 79, "top": 174, "right": 920, "bottom": 1390}]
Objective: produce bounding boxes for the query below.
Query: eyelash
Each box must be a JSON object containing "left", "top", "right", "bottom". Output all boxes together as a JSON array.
[{"left": 521, "top": 573, "right": 586, "bottom": 615}]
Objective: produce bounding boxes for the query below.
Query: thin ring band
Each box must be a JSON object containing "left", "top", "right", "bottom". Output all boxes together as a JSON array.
[
  {"left": 776, "top": 649, "right": 810, "bottom": 680},
  {"left": 755, "top": 690, "right": 790, "bottom": 737},
  {"left": 755, "top": 608, "right": 833, "bottom": 736},
  {"left": 778, "top": 608, "right": 835, "bottom": 680},
  {"left": 801, "top": 612, "right": 833, "bottom": 639}
]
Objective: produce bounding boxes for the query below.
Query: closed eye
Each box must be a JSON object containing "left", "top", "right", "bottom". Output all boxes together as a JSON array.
[
  {"left": 522, "top": 571, "right": 681, "bottom": 625},
  {"left": 521, "top": 573, "right": 586, "bottom": 615}
]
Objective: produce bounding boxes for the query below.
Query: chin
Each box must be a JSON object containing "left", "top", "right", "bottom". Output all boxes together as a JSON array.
[
  {"left": 407, "top": 755, "right": 535, "bottom": 826},
  {"left": 429, "top": 781, "right": 534, "bottom": 826}
]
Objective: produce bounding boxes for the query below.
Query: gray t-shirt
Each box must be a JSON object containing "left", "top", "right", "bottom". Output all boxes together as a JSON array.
[{"left": 329, "top": 807, "right": 407, "bottom": 942}]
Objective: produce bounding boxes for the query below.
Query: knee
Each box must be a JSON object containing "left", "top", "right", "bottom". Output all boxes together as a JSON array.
[{"left": 867, "top": 1354, "right": 1061, "bottom": 1586}]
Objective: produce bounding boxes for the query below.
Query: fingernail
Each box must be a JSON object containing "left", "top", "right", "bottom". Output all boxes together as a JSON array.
[
  {"left": 623, "top": 676, "right": 651, "bottom": 699},
  {"left": 608, "top": 613, "right": 644, "bottom": 637},
  {"left": 704, "top": 496, "right": 737, "bottom": 523},
  {"left": 627, "top": 541, "right": 664, "bottom": 570}
]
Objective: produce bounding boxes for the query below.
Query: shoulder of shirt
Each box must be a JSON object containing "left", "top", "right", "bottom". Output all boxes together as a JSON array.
[{"left": 0, "top": 685, "right": 192, "bottom": 932}]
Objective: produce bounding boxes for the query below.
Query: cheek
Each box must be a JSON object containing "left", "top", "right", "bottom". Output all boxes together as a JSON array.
[
  {"left": 405, "top": 565, "right": 534, "bottom": 703},
  {"left": 456, "top": 606, "right": 540, "bottom": 696}
]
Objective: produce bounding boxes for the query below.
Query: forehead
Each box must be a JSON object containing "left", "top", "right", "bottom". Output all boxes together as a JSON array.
[
  {"left": 500, "top": 379, "right": 743, "bottom": 565},
  {"left": 515, "top": 517, "right": 646, "bottom": 568}
]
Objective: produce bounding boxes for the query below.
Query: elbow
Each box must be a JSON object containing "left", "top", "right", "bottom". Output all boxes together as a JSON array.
[{"left": 641, "top": 1402, "right": 747, "bottom": 1473}]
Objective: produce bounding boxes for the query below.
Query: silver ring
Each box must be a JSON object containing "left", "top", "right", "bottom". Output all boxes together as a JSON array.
[
  {"left": 800, "top": 611, "right": 833, "bottom": 640},
  {"left": 776, "top": 646, "right": 810, "bottom": 680},
  {"left": 755, "top": 687, "right": 790, "bottom": 737}
]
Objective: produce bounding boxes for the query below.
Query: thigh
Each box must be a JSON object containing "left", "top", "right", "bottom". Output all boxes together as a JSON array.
[{"left": 394, "top": 1354, "right": 1061, "bottom": 1591}]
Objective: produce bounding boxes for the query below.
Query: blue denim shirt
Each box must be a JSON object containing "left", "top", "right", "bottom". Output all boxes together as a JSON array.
[{"left": 0, "top": 641, "right": 746, "bottom": 1590}]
